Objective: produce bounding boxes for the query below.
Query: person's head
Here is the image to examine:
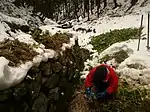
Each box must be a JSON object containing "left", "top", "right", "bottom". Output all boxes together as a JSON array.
[{"left": 93, "top": 65, "right": 108, "bottom": 86}]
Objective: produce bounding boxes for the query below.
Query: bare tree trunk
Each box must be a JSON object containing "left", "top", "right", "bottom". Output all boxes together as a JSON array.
[
  {"left": 103, "top": 0, "right": 107, "bottom": 8},
  {"left": 64, "top": 0, "right": 68, "bottom": 17},
  {"left": 84, "top": 0, "right": 86, "bottom": 18},
  {"left": 96, "top": 0, "right": 100, "bottom": 18},
  {"left": 90, "top": 0, "right": 94, "bottom": 14},
  {"left": 87, "top": 0, "right": 90, "bottom": 21},
  {"left": 73, "top": 0, "right": 79, "bottom": 20},
  {"left": 68, "top": 0, "right": 70, "bottom": 18}
]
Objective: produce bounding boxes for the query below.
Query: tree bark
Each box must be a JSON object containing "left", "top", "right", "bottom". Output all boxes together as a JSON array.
[
  {"left": 96, "top": 0, "right": 100, "bottom": 17},
  {"left": 104, "top": 0, "right": 107, "bottom": 8},
  {"left": 87, "top": 0, "right": 90, "bottom": 21},
  {"left": 90, "top": 0, "right": 94, "bottom": 14}
]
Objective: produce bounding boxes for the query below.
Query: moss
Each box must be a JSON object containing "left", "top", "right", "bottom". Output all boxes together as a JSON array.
[
  {"left": 99, "top": 54, "right": 112, "bottom": 63},
  {"left": 31, "top": 29, "right": 71, "bottom": 50},
  {"left": 0, "top": 39, "right": 38, "bottom": 66},
  {"left": 99, "top": 50, "right": 129, "bottom": 64},
  {"left": 127, "top": 63, "right": 146, "bottom": 70},
  {"left": 113, "top": 50, "right": 129, "bottom": 63},
  {"left": 91, "top": 28, "right": 139, "bottom": 53}
]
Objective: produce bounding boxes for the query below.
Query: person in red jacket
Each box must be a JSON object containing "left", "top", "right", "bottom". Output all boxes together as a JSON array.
[{"left": 85, "top": 64, "right": 118, "bottom": 100}]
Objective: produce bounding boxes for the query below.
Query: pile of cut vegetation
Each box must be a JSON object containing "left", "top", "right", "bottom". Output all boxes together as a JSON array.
[
  {"left": 32, "top": 29, "right": 71, "bottom": 50},
  {"left": 0, "top": 39, "right": 38, "bottom": 66}
]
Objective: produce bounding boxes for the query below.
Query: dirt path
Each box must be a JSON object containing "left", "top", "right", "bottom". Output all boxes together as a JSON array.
[{"left": 69, "top": 86, "right": 101, "bottom": 112}]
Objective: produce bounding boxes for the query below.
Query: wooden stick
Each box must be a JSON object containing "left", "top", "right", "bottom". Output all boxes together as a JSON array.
[
  {"left": 137, "top": 15, "right": 143, "bottom": 51},
  {"left": 147, "top": 13, "right": 149, "bottom": 49}
]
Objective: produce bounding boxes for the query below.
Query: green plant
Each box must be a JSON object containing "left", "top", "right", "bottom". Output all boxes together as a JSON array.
[{"left": 91, "top": 28, "right": 139, "bottom": 53}]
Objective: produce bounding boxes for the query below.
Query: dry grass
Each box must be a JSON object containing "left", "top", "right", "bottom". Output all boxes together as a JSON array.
[
  {"left": 69, "top": 80, "right": 150, "bottom": 112},
  {"left": 69, "top": 86, "right": 91, "bottom": 112},
  {"left": 32, "top": 30, "right": 71, "bottom": 50},
  {"left": 0, "top": 39, "right": 38, "bottom": 66}
]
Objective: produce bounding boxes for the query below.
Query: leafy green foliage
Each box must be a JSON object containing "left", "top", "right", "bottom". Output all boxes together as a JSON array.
[{"left": 91, "top": 28, "right": 139, "bottom": 53}]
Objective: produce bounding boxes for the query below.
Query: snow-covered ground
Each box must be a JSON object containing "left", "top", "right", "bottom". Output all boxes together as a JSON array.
[{"left": 1, "top": 0, "right": 150, "bottom": 90}]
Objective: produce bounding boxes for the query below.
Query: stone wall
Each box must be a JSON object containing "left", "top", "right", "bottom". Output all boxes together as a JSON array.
[{"left": 0, "top": 40, "right": 90, "bottom": 112}]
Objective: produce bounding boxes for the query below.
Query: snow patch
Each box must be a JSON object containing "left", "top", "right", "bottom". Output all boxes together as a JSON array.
[
  {"left": 82, "top": 38, "right": 150, "bottom": 88},
  {"left": 0, "top": 57, "right": 32, "bottom": 90},
  {"left": 0, "top": 33, "right": 77, "bottom": 90},
  {"left": 14, "top": 33, "right": 37, "bottom": 45}
]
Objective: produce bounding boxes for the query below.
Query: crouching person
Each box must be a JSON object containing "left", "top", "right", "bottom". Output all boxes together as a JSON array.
[{"left": 85, "top": 64, "right": 118, "bottom": 101}]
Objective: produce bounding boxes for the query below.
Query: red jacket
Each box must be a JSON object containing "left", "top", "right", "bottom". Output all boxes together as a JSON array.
[{"left": 85, "top": 64, "right": 118, "bottom": 94}]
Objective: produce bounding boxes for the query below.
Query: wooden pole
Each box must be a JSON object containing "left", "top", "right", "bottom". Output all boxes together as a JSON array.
[
  {"left": 147, "top": 13, "right": 149, "bottom": 49},
  {"left": 137, "top": 15, "right": 143, "bottom": 51}
]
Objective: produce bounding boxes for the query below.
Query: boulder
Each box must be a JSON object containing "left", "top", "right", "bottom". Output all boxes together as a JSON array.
[
  {"left": 20, "top": 102, "right": 30, "bottom": 112},
  {"left": 27, "top": 66, "right": 40, "bottom": 77},
  {"left": 56, "top": 95, "right": 68, "bottom": 112},
  {"left": 48, "top": 87, "right": 59, "bottom": 100},
  {"left": 65, "top": 83, "right": 73, "bottom": 101},
  {"left": 40, "top": 62, "right": 52, "bottom": 76},
  {"left": 52, "top": 62, "right": 62, "bottom": 73},
  {"left": 59, "top": 56, "right": 67, "bottom": 66},
  {"left": 28, "top": 72, "right": 42, "bottom": 101},
  {"left": 49, "top": 104, "right": 56, "bottom": 112},
  {"left": 0, "top": 89, "right": 12, "bottom": 102},
  {"left": 67, "top": 67, "right": 75, "bottom": 81},
  {"left": 58, "top": 78, "right": 68, "bottom": 89},
  {"left": 14, "top": 101, "right": 30, "bottom": 112},
  {"left": 13, "top": 82, "right": 28, "bottom": 101},
  {"left": 44, "top": 74, "right": 59, "bottom": 89},
  {"left": 32, "top": 93, "right": 48, "bottom": 112},
  {"left": 0, "top": 102, "right": 14, "bottom": 112},
  {"left": 61, "top": 66, "right": 68, "bottom": 77},
  {"left": 20, "top": 25, "right": 30, "bottom": 33}
]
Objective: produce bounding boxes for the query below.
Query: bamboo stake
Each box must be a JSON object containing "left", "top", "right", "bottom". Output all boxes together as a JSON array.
[
  {"left": 137, "top": 15, "right": 143, "bottom": 51},
  {"left": 147, "top": 13, "right": 149, "bottom": 50}
]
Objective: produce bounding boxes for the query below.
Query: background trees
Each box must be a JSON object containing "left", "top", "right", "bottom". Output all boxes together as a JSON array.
[{"left": 13, "top": 0, "right": 122, "bottom": 21}]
